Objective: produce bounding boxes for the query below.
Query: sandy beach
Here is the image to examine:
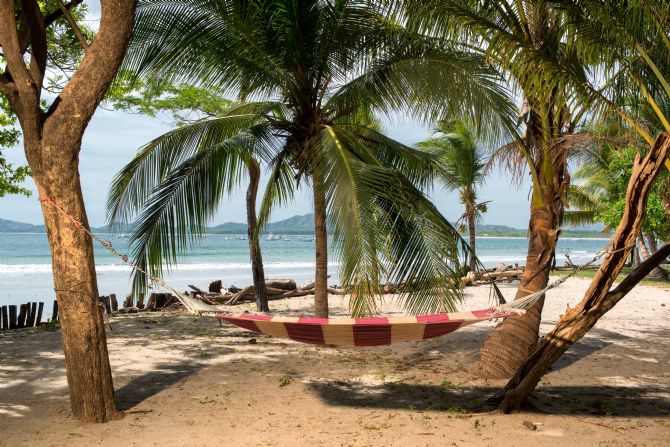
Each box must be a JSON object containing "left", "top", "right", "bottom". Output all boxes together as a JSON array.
[{"left": 1, "top": 277, "right": 669, "bottom": 446}]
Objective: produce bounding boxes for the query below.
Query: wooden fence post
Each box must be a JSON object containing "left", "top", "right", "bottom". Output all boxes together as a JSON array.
[
  {"left": 51, "top": 300, "right": 59, "bottom": 321},
  {"left": 36, "top": 302, "right": 44, "bottom": 326},
  {"left": 17, "top": 304, "right": 28, "bottom": 329},
  {"left": 1, "top": 306, "right": 7, "bottom": 330},
  {"left": 27, "top": 302, "right": 37, "bottom": 327}
]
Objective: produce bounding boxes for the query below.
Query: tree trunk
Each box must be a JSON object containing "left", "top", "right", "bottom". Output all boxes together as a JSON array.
[
  {"left": 640, "top": 233, "right": 668, "bottom": 279},
  {"left": 476, "top": 188, "right": 561, "bottom": 378},
  {"left": 0, "top": 0, "right": 136, "bottom": 422},
  {"left": 496, "top": 132, "right": 670, "bottom": 412},
  {"left": 32, "top": 148, "right": 121, "bottom": 422},
  {"left": 246, "top": 159, "right": 269, "bottom": 312},
  {"left": 312, "top": 161, "right": 329, "bottom": 318},
  {"left": 476, "top": 98, "right": 569, "bottom": 379},
  {"left": 632, "top": 243, "right": 641, "bottom": 267},
  {"left": 467, "top": 207, "right": 477, "bottom": 273}
]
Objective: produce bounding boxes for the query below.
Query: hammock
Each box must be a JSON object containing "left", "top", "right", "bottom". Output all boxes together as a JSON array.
[
  {"left": 38, "top": 193, "right": 582, "bottom": 348},
  {"left": 177, "top": 294, "right": 527, "bottom": 346}
]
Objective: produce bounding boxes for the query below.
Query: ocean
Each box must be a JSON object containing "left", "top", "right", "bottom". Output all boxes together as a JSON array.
[{"left": 0, "top": 232, "right": 609, "bottom": 313}]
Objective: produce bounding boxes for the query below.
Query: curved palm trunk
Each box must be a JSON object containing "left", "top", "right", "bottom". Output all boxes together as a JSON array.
[
  {"left": 496, "top": 134, "right": 670, "bottom": 412},
  {"left": 467, "top": 207, "right": 477, "bottom": 273},
  {"left": 477, "top": 103, "right": 568, "bottom": 378},
  {"left": 246, "top": 159, "right": 269, "bottom": 312},
  {"left": 312, "top": 161, "right": 329, "bottom": 318},
  {"left": 32, "top": 142, "right": 121, "bottom": 423}
]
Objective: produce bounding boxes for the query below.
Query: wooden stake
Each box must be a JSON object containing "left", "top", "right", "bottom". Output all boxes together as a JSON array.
[
  {"left": 8, "top": 305, "right": 17, "bottom": 329},
  {"left": 36, "top": 302, "right": 44, "bottom": 326}
]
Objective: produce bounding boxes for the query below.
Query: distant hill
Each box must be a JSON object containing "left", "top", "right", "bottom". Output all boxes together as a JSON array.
[
  {"left": 0, "top": 218, "right": 45, "bottom": 233},
  {"left": 209, "top": 213, "right": 316, "bottom": 234},
  {"left": 0, "top": 214, "right": 611, "bottom": 238}
]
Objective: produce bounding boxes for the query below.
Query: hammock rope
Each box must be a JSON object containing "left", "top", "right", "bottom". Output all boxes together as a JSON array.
[{"left": 37, "top": 193, "right": 613, "bottom": 346}]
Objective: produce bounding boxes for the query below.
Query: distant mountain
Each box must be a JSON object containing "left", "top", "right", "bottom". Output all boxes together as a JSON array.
[
  {"left": 209, "top": 213, "right": 316, "bottom": 234},
  {"left": 208, "top": 221, "right": 249, "bottom": 234},
  {"left": 0, "top": 214, "right": 611, "bottom": 238},
  {"left": 0, "top": 218, "right": 45, "bottom": 233}
]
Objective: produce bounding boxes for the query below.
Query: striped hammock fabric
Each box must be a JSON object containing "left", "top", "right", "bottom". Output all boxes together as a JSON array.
[{"left": 217, "top": 309, "right": 518, "bottom": 346}]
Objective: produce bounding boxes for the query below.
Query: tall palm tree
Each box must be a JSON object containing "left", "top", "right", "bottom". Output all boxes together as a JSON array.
[
  {"left": 419, "top": 121, "right": 488, "bottom": 273},
  {"left": 494, "top": 0, "right": 670, "bottom": 411},
  {"left": 107, "top": 0, "right": 515, "bottom": 318},
  {"left": 407, "top": 0, "right": 591, "bottom": 377}
]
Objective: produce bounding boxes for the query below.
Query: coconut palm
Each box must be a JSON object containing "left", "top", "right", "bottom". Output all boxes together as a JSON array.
[
  {"left": 419, "top": 121, "right": 488, "bottom": 273},
  {"left": 490, "top": 0, "right": 670, "bottom": 411},
  {"left": 107, "top": 0, "right": 515, "bottom": 318},
  {"left": 405, "top": 0, "right": 591, "bottom": 378}
]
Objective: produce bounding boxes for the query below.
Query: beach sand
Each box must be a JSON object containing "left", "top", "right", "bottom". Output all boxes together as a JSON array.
[{"left": 1, "top": 277, "right": 669, "bottom": 446}]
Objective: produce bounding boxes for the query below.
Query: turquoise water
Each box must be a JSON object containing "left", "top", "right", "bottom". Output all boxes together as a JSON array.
[{"left": 0, "top": 232, "right": 608, "bottom": 311}]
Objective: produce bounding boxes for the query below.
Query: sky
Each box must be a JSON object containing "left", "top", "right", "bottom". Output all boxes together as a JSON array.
[
  {"left": 0, "top": 109, "right": 533, "bottom": 228},
  {"left": 0, "top": 1, "right": 534, "bottom": 229}
]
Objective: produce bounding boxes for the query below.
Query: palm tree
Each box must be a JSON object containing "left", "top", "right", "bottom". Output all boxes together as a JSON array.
[
  {"left": 493, "top": 0, "right": 670, "bottom": 411},
  {"left": 408, "top": 0, "right": 590, "bottom": 378},
  {"left": 107, "top": 0, "right": 515, "bottom": 318},
  {"left": 419, "top": 121, "right": 488, "bottom": 273}
]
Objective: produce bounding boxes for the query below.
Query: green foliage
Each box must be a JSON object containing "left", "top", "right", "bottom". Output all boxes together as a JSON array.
[
  {"left": 106, "top": 75, "right": 234, "bottom": 125},
  {"left": 594, "top": 149, "right": 669, "bottom": 241},
  {"left": 0, "top": 96, "right": 30, "bottom": 198},
  {"left": 0, "top": 1, "right": 94, "bottom": 198},
  {"left": 569, "top": 142, "right": 670, "bottom": 241},
  {"left": 108, "top": 0, "right": 516, "bottom": 315}
]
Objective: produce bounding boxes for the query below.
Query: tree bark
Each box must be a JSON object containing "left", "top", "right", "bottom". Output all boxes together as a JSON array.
[
  {"left": 312, "top": 160, "right": 329, "bottom": 318},
  {"left": 476, "top": 180, "right": 562, "bottom": 378},
  {"left": 0, "top": 0, "right": 137, "bottom": 422},
  {"left": 476, "top": 97, "right": 569, "bottom": 379},
  {"left": 246, "top": 159, "right": 269, "bottom": 312},
  {"left": 496, "top": 132, "right": 670, "bottom": 412},
  {"left": 467, "top": 206, "right": 477, "bottom": 273}
]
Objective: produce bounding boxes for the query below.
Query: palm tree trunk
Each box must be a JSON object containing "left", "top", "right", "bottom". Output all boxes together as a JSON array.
[
  {"left": 477, "top": 120, "right": 567, "bottom": 379},
  {"left": 476, "top": 202, "right": 558, "bottom": 378},
  {"left": 246, "top": 159, "right": 269, "bottom": 312},
  {"left": 496, "top": 134, "right": 670, "bottom": 411},
  {"left": 31, "top": 142, "right": 121, "bottom": 423},
  {"left": 312, "top": 161, "right": 329, "bottom": 318},
  {"left": 467, "top": 208, "right": 477, "bottom": 273}
]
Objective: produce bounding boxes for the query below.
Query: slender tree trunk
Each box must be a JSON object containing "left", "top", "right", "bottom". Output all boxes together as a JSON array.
[
  {"left": 312, "top": 161, "right": 329, "bottom": 318},
  {"left": 632, "top": 243, "right": 641, "bottom": 267},
  {"left": 639, "top": 233, "right": 668, "bottom": 279},
  {"left": 246, "top": 159, "right": 269, "bottom": 312},
  {"left": 467, "top": 207, "right": 477, "bottom": 273},
  {"left": 496, "top": 132, "right": 670, "bottom": 412},
  {"left": 30, "top": 141, "right": 121, "bottom": 423}
]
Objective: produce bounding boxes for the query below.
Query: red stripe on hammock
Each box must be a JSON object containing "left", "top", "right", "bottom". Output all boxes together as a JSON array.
[
  {"left": 353, "top": 323, "right": 391, "bottom": 346},
  {"left": 422, "top": 321, "right": 463, "bottom": 339},
  {"left": 416, "top": 314, "right": 450, "bottom": 323},
  {"left": 296, "top": 317, "right": 329, "bottom": 324},
  {"left": 285, "top": 322, "right": 325, "bottom": 345},
  {"left": 221, "top": 317, "right": 260, "bottom": 333}
]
